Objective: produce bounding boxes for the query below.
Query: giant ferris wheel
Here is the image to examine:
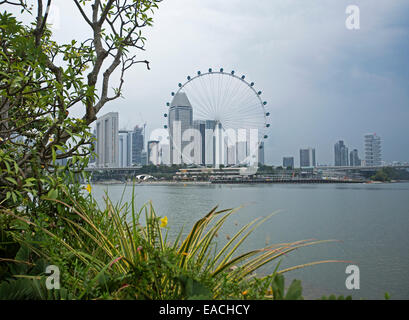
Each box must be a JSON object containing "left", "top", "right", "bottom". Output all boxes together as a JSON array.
[{"left": 163, "top": 68, "right": 271, "bottom": 167}]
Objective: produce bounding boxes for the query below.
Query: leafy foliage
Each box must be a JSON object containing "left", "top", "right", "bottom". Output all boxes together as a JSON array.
[
  {"left": 371, "top": 168, "right": 409, "bottom": 182},
  {"left": 0, "top": 0, "right": 161, "bottom": 210}
]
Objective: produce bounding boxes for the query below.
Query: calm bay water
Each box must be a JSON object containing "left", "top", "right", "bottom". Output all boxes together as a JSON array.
[{"left": 92, "top": 182, "right": 409, "bottom": 300}]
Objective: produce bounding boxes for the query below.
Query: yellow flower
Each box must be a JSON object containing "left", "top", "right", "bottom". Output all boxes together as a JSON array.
[
  {"left": 85, "top": 184, "right": 92, "bottom": 193},
  {"left": 181, "top": 252, "right": 188, "bottom": 256},
  {"left": 242, "top": 290, "right": 248, "bottom": 296},
  {"left": 160, "top": 216, "right": 168, "bottom": 228},
  {"left": 266, "top": 287, "right": 273, "bottom": 295}
]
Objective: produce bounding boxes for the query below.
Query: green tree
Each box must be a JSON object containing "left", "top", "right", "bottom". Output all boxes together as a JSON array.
[
  {"left": 0, "top": 0, "right": 161, "bottom": 210},
  {"left": 371, "top": 169, "right": 390, "bottom": 182}
]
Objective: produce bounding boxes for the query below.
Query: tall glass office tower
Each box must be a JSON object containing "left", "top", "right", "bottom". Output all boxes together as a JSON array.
[
  {"left": 95, "top": 112, "right": 119, "bottom": 168},
  {"left": 168, "top": 92, "right": 193, "bottom": 165},
  {"left": 300, "top": 147, "right": 316, "bottom": 168},
  {"left": 334, "top": 140, "right": 349, "bottom": 166},
  {"left": 132, "top": 125, "right": 144, "bottom": 165}
]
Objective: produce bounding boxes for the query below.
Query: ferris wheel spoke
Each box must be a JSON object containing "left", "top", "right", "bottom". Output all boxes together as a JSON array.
[
  {"left": 213, "top": 73, "right": 221, "bottom": 116},
  {"left": 215, "top": 73, "right": 224, "bottom": 114},
  {"left": 234, "top": 91, "right": 260, "bottom": 110},
  {"left": 198, "top": 75, "right": 217, "bottom": 117},
  {"left": 222, "top": 118, "right": 266, "bottom": 128},
  {"left": 227, "top": 101, "right": 266, "bottom": 116},
  {"left": 222, "top": 115, "right": 264, "bottom": 127},
  {"left": 217, "top": 74, "right": 241, "bottom": 111},
  {"left": 190, "top": 79, "right": 217, "bottom": 119},
  {"left": 183, "top": 84, "right": 213, "bottom": 119},
  {"left": 210, "top": 73, "right": 219, "bottom": 115},
  {"left": 220, "top": 76, "right": 244, "bottom": 113},
  {"left": 216, "top": 75, "right": 235, "bottom": 117},
  {"left": 191, "top": 75, "right": 212, "bottom": 117},
  {"left": 222, "top": 116, "right": 266, "bottom": 128},
  {"left": 228, "top": 84, "right": 259, "bottom": 113},
  {"left": 224, "top": 88, "right": 256, "bottom": 119}
]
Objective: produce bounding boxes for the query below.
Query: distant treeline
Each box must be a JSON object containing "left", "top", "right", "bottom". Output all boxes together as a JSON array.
[{"left": 371, "top": 168, "right": 409, "bottom": 182}]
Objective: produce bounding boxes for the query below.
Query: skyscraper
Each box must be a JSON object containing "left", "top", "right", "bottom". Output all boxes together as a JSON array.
[
  {"left": 349, "top": 149, "right": 361, "bottom": 167},
  {"left": 168, "top": 92, "right": 193, "bottom": 165},
  {"left": 258, "top": 142, "right": 265, "bottom": 165},
  {"left": 119, "top": 130, "right": 132, "bottom": 167},
  {"left": 132, "top": 125, "right": 144, "bottom": 165},
  {"left": 160, "top": 143, "right": 170, "bottom": 165},
  {"left": 193, "top": 120, "right": 206, "bottom": 165},
  {"left": 300, "top": 148, "right": 316, "bottom": 168},
  {"left": 147, "top": 140, "right": 160, "bottom": 165},
  {"left": 236, "top": 129, "right": 248, "bottom": 165},
  {"left": 283, "top": 157, "right": 294, "bottom": 169},
  {"left": 364, "top": 133, "right": 382, "bottom": 166},
  {"left": 141, "top": 151, "right": 147, "bottom": 166},
  {"left": 334, "top": 140, "right": 349, "bottom": 166},
  {"left": 226, "top": 143, "right": 236, "bottom": 166},
  {"left": 95, "top": 112, "right": 119, "bottom": 168},
  {"left": 205, "top": 120, "right": 216, "bottom": 166}
]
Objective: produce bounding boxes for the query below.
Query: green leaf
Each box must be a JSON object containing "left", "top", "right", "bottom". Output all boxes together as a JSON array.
[
  {"left": 5, "top": 177, "right": 18, "bottom": 185},
  {"left": 284, "top": 279, "right": 303, "bottom": 300},
  {"left": 47, "top": 189, "right": 58, "bottom": 199}
]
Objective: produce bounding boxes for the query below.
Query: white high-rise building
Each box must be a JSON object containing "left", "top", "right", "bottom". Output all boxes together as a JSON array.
[
  {"left": 95, "top": 112, "right": 119, "bottom": 168},
  {"left": 205, "top": 120, "right": 216, "bottom": 166},
  {"left": 160, "top": 143, "right": 170, "bottom": 165},
  {"left": 148, "top": 140, "right": 160, "bottom": 165},
  {"left": 226, "top": 143, "right": 236, "bottom": 165},
  {"left": 119, "top": 130, "right": 132, "bottom": 168},
  {"left": 236, "top": 142, "right": 247, "bottom": 165},
  {"left": 364, "top": 133, "right": 382, "bottom": 166},
  {"left": 236, "top": 129, "right": 248, "bottom": 165},
  {"left": 193, "top": 120, "right": 206, "bottom": 165}
]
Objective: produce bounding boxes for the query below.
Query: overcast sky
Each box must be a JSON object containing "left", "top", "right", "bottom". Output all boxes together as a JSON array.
[{"left": 9, "top": 0, "right": 409, "bottom": 165}]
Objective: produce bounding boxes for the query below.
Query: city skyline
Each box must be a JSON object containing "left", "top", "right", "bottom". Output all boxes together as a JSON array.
[{"left": 93, "top": 109, "right": 401, "bottom": 169}]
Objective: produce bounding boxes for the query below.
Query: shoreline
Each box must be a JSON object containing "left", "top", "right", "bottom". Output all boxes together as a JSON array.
[{"left": 89, "top": 179, "right": 409, "bottom": 186}]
